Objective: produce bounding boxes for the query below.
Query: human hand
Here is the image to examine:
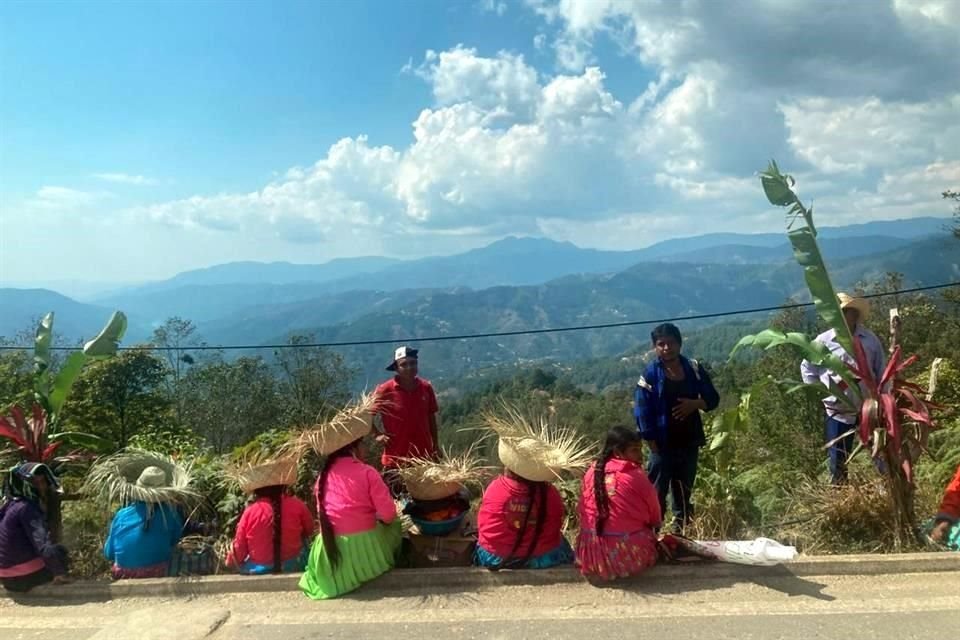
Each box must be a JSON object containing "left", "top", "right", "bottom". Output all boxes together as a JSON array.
[
  {"left": 930, "top": 520, "right": 951, "bottom": 543},
  {"left": 672, "top": 398, "right": 704, "bottom": 421},
  {"left": 374, "top": 433, "right": 390, "bottom": 445}
]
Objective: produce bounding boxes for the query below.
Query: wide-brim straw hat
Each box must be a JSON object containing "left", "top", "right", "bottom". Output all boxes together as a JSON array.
[
  {"left": 295, "top": 394, "right": 376, "bottom": 457},
  {"left": 84, "top": 449, "right": 197, "bottom": 506},
  {"left": 394, "top": 445, "right": 490, "bottom": 501},
  {"left": 230, "top": 456, "right": 299, "bottom": 494},
  {"left": 483, "top": 403, "right": 595, "bottom": 483},
  {"left": 837, "top": 292, "right": 870, "bottom": 319}
]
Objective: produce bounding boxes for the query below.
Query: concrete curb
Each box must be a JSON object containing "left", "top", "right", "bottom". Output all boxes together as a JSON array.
[{"left": 7, "top": 552, "right": 958, "bottom": 602}]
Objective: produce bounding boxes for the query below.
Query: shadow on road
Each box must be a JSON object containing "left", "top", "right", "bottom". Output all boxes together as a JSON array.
[{"left": 587, "top": 565, "right": 836, "bottom": 602}]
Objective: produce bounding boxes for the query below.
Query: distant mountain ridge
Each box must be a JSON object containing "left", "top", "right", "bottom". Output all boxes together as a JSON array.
[{"left": 1, "top": 218, "right": 953, "bottom": 350}]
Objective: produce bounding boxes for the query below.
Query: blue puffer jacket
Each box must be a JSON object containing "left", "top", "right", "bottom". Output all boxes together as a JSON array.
[{"left": 633, "top": 355, "right": 720, "bottom": 449}]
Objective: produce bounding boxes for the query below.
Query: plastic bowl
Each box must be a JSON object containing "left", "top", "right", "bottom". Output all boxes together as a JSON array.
[{"left": 410, "top": 510, "right": 467, "bottom": 536}]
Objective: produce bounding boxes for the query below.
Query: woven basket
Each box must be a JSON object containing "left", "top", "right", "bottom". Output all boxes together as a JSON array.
[
  {"left": 405, "top": 478, "right": 462, "bottom": 501},
  {"left": 236, "top": 457, "right": 298, "bottom": 493}
]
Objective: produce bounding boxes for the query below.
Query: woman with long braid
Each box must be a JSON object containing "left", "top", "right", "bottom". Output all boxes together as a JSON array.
[
  {"left": 300, "top": 401, "right": 401, "bottom": 600},
  {"left": 227, "top": 457, "right": 314, "bottom": 575},
  {"left": 576, "top": 426, "right": 661, "bottom": 580},
  {"left": 474, "top": 407, "right": 593, "bottom": 570}
]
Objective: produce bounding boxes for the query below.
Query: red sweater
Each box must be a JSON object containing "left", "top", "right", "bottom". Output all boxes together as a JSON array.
[
  {"left": 578, "top": 458, "right": 662, "bottom": 534},
  {"left": 938, "top": 465, "right": 960, "bottom": 523},
  {"left": 477, "top": 475, "right": 566, "bottom": 559},
  {"left": 228, "top": 495, "right": 315, "bottom": 567}
]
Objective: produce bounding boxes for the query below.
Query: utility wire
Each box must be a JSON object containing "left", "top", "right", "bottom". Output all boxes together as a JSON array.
[{"left": 1, "top": 281, "right": 956, "bottom": 352}]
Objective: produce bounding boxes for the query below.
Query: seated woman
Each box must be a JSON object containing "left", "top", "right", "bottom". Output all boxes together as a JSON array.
[
  {"left": 227, "top": 457, "right": 315, "bottom": 574},
  {"left": 577, "top": 426, "right": 662, "bottom": 580},
  {"left": 104, "top": 466, "right": 187, "bottom": 579},
  {"left": 930, "top": 464, "right": 960, "bottom": 550},
  {"left": 0, "top": 462, "right": 70, "bottom": 592},
  {"left": 300, "top": 404, "right": 402, "bottom": 600},
  {"left": 474, "top": 412, "right": 591, "bottom": 570}
]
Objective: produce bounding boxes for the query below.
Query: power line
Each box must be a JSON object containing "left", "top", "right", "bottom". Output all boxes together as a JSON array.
[{"left": 1, "top": 281, "right": 956, "bottom": 353}]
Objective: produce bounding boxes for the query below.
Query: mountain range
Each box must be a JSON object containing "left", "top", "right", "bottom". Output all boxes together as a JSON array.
[{"left": 1, "top": 216, "right": 956, "bottom": 386}]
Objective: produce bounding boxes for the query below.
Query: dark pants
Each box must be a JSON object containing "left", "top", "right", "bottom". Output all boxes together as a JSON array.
[
  {"left": 1, "top": 568, "right": 54, "bottom": 593},
  {"left": 647, "top": 446, "right": 699, "bottom": 530},
  {"left": 826, "top": 416, "right": 856, "bottom": 485}
]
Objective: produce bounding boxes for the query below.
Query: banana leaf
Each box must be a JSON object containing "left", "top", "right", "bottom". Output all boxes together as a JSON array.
[
  {"left": 759, "top": 160, "right": 852, "bottom": 354},
  {"left": 34, "top": 312, "right": 54, "bottom": 374},
  {"left": 83, "top": 311, "right": 127, "bottom": 357}
]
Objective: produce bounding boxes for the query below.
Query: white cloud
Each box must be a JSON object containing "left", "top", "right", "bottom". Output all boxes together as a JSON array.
[
  {"left": 413, "top": 46, "right": 540, "bottom": 119},
  {"left": 479, "top": 0, "right": 508, "bottom": 16},
  {"left": 137, "top": 28, "right": 958, "bottom": 253},
  {"left": 780, "top": 95, "right": 960, "bottom": 174},
  {"left": 92, "top": 173, "right": 159, "bottom": 186},
  {"left": 26, "top": 186, "right": 107, "bottom": 211}
]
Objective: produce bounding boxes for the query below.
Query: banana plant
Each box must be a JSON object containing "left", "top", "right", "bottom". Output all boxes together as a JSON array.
[
  {"left": 734, "top": 160, "right": 940, "bottom": 547},
  {"left": 33, "top": 310, "right": 128, "bottom": 427},
  {"left": 1, "top": 311, "right": 126, "bottom": 542}
]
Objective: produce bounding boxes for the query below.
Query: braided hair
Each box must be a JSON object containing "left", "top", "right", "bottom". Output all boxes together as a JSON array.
[
  {"left": 315, "top": 441, "right": 361, "bottom": 570},
  {"left": 496, "top": 471, "right": 549, "bottom": 570},
  {"left": 254, "top": 485, "right": 287, "bottom": 574},
  {"left": 593, "top": 426, "right": 641, "bottom": 536}
]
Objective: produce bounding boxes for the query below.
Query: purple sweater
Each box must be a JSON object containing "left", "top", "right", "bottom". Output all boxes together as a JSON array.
[{"left": 0, "top": 498, "right": 66, "bottom": 578}]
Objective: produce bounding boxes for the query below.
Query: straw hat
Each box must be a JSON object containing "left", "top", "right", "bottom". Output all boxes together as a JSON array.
[
  {"left": 84, "top": 449, "right": 197, "bottom": 506},
  {"left": 394, "top": 445, "right": 490, "bottom": 501},
  {"left": 483, "top": 403, "right": 595, "bottom": 483},
  {"left": 295, "top": 394, "right": 376, "bottom": 457},
  {"left": 136, "top": 466, "right": 167, "bottom": 489},
  {"left": 837, "top": 292, "right": 870, "bottom": 319},
  {"left": 229, "top": 456, "right": 299, "bottom": 494}
]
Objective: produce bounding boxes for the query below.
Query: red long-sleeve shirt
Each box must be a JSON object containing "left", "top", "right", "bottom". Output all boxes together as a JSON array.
[
  {"left": 938, "top": 465, "right": 960, "bottom": 523},
  {"left": 477, "top": 475, "right": 566, "bottom": 559},
  {"left": 228, "top": 494, "right": 315, "bottom": 567}
]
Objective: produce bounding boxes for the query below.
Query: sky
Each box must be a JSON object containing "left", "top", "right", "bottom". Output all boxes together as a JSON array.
[{"left": 1, "top": 0, "right": 958, "bottom": 286}]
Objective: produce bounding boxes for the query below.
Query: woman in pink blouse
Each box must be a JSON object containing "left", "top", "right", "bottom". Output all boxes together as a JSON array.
[
  {"left": 577, "top": 426, "right": 662, "bottom": 580},
  {"left": 300, "top": 427, "right": 401, "bottom": 600}
]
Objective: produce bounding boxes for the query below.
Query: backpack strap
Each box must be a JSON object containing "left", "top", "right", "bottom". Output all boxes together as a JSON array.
[{"left": 689, "top": 358, "right": 701, "bottom": 382}]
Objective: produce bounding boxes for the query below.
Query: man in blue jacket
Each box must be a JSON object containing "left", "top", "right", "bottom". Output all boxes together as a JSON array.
[{"left": 634, "top": 323, "right": 720, "bottom": 533}]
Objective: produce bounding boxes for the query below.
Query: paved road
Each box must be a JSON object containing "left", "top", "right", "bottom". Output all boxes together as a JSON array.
[{"left": 3, "top": 570, "right": 958, "bottom": 640}]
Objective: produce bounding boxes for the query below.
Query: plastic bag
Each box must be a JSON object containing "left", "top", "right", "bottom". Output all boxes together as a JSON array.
[{"left": 671, "top": 536, "right": 798, "bottom": 566}]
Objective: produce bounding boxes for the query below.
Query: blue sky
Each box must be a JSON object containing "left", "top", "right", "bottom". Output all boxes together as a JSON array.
[{"left": 1, "top": 0, "right": 957, "bottom": 287}]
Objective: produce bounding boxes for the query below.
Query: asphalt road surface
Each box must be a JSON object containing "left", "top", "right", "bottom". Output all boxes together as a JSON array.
[{"left": 3, "top": 570, "right": 957, "bottom": 640}]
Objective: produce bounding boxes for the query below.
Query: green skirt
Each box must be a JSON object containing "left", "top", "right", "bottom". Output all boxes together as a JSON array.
[{"left": 299, "top": 520, "right": 402, "bottom": 600}]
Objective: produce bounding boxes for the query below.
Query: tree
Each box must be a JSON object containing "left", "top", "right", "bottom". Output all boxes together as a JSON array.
[
  {"left": 944, "top": 190, "right": 959, "bottom": 240},
  {"left": 152, "top": 317, "right": 203, "bottom": 424},
  {"left": 179, "top": 356, "right": 283, "bottom": 453},
  {"left": 0, "top": 345, "right": 33, "bottom": 413},
  {"left": 63, "top": 349, "right": 170, "bottom": 449},
  {"left": 273, "top": 334, "right": 354, "bottom": 428}
]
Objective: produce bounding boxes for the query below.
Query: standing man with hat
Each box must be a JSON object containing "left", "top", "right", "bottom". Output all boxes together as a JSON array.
[
  {"left": 801, "top": 292, "right": 887, "bottom": 485},
  {"left": 374, "top": 346, "right": 440, "bottom": 493}
]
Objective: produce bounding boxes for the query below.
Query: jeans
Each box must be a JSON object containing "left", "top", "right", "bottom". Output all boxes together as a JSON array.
[
  {"left": 826, "top": 416, "right": 856, "bottom": 485},
  {"left": 647, "top": 446, "right": 699, "bottom": 529}
]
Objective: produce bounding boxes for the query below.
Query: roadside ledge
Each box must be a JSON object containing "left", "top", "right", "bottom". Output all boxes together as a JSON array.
[{"left": 7, "top": 552, "right": 958, "bottom": 601}]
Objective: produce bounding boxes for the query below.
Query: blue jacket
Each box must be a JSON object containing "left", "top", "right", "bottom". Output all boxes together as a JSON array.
[
  {"left": 104, "top": 502, "right": 184, "bottom": 570},
  {"left": 633, "top": 355, "right": 720, "bottom": 449}
]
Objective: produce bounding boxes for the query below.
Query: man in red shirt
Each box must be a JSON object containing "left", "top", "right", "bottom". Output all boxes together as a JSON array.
[{"left": 374, "top": 347, "right": 439, "bottom": 492}]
